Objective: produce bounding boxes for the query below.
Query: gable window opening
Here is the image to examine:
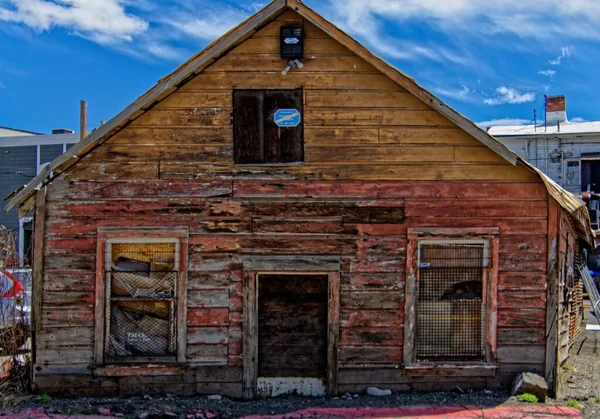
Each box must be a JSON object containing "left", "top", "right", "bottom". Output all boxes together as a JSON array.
[
  {"left": 105, "top": 241, "right": 180, "bottom": 361},
  {"left": 233, "top": 89, "right": 304, "bottom": 165},
  {"left": 416, "top": 239, "right": 488, "bottom": 362}
]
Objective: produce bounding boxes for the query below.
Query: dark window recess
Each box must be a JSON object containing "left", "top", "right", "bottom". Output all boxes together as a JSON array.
[
  {"left": 233, "top": 89, "right": 304, "bottom": 164},
  {"left": 280, "top": 26, "right": 304, "bottom": 59},
  {"left": 416, "top": 242, "right": 486, "bottom": 361},
  {"left": 581, "top": 160, "right": 600, "bottom": 192}
]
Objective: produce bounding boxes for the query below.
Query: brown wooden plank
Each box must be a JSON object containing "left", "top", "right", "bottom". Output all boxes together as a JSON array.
[
  {"left": 33, "top": 187, "right": 47, "bottom": 334},
  {"left": 42, "top": 307, "right": 94, "bottom": 328},
  {"left": 497, "top": 328, "right": 545, "bottom": 346},
  {"left": 130, "top": 109, "right": 231, "bottom": 127},
  {"left": 339, "top": 346, "right": 402, "bottom": 364},
  {"left": 187, "top": 344, "right": 228, "bottom": 365},
  {"left": 64, "top": 163, "right": 159, "bottom": 181},
  {"left": 48, "top": 180, "right": 233, "bottom": 201},
  {"left": 305, "top": 146, "right": 455, "bottom": 163},
  {"left": 206, "top": 54, "right": 378, "bottom": 73},
  {"left": 305, "top": 110, "right": 452, "bottom": 127},
  {"left": 341, "top": 328, "right": 402, "bottom": 346},
  {"left": 160, "top": 163, "right": 537, "bottom": 182},
  {"left": 378, "top": 128, "right": 482, "bottom": 145},
  {"left": 87, "top": 145, "right": 232, "bottom": 163},
  {"left": 46, "top": 199, "right": 245, "bottom": 219},
  {"left": 498, "top": 273, "right": 547, "bottom": 290},
  {"left": 230, "top": 38, "right": 354, "bottom": 55},
  {"left": 187, "top": 327, "right": 229, "bottom": 345},
  {"left": 245, "top": 200, "right": 405, "bottom": 223},
  {"left": 37, "top": 327, "right": 94, "bottom": 348},
  {"left": 182, "top": 72, "right": 400, "bottom": 91},
  {"left": 341, "top": 292, "right": 403, "bottom": 309},
  {"left": 196, "top": 366, "right": 242, "bottom": 382},
  {"left": 306, "top": 90, "right": 425, "bottom": 108},
  {"left": 242, "top": 271, "right": 257, "bottom": 399},
  {"left": 108, "top": 127, "right": 232, "bottom": 145},
  {"left": 188, "top": 308, "right": 229, "bottom": 326},
  {"left": 233, "top": 180, "right": 547, "bottom": 200},
  {"left": 342, "top": 274, "right": 404, "bottom": 291},
  {"left": 37, "top": 347, "right": 94, "bottom": 365},
  {"left": 42, "top": 274, "right": 94, "bottom": 292},
  {"left": 498, "top": 309, "right": 546, "bottom": 328},
  {"left": 327, "top": 272, "right": 340, "bottom": 396},
  {"left": 406, "top": 199, "right": 547, "bottom": 218},
  {"left": 496, "top": 346, "right": 546, "bottom": 364},
  {"left": 154, "top": 91, "right": 232, "bottom": 109},
  {"left": 340, "top": 310, "right": 402, "bottom": 328},
  {"left": 187, "top": 290, "right": 229, "bottom": 308},
  {"left": 498, "top": 291, "right": 546, "bottom": 309}
]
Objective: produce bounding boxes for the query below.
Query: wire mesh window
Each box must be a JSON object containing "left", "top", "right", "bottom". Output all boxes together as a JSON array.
[
  {"left": 105, "top": 242, "right": 179, "bottom": 361},
  {"left": 416, "top": 240, "right": 488, "bottom": 361}
]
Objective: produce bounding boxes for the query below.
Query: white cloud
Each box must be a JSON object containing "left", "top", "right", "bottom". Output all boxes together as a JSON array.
[
  {"left": 477, "top": 118, "right": 531, "bottom": 127},
  {"left": 484, "top": 86, "right": 536, "bottom": 105},
  {"left": 549, "top": 45, "right": 575, "bottom": 65},
  {"left": 538, "top": 69, "right": 556, "bottom": 79},
  {"left": 164, "top": 8, "right": 247, "bottom": 41},
  {"left": 571, "top": 117, "right": 587, "bottom": 122},
  {"left": 0, "top": 0, "right": 148, "bottom": 42},
  {"left": 434, "top": 86, "right": 478, "bottom": 103}
]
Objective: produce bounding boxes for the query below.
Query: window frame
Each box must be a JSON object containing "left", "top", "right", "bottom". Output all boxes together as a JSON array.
[
  {"left": 564, "top": 158, "right": 581, "bottom": 188},
  {"left": 232, "top": 88, "right": 304, "bottom": 166},
  {"left": 403, "top": 228, "right": 499, "bottom": 371},
  {"left": 94, "top": 228, "right": 189, "bottom": 366}
]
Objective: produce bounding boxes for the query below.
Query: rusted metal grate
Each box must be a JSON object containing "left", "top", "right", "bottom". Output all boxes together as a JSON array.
[
  {"left": 105, "top": 243, "right": 178, "bottom": 360},
  {"left": 416, "top": 241, "right": 487, "bottom": 361}
]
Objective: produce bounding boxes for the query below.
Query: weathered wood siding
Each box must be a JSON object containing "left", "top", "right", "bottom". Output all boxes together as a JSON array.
[{"left": 34, "top": 8, "right": 549, "bottom": 396}]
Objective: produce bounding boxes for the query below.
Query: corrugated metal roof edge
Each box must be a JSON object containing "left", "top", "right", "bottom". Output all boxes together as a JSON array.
[{"left": 520, "top": 158, "right": 595, "bottom": 247}]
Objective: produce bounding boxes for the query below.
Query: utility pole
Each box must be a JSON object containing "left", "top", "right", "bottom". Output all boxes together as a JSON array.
[{"left": 80, "top": 100, "right": 88, "bottom": 141}]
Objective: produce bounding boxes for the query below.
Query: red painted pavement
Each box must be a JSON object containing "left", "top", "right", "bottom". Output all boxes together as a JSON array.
[
  {"left": 0, "top": 405, "right": 582, "bottom": 419},
  {"left": 241, "top": 405, "right": 582, "bottom": 419}
]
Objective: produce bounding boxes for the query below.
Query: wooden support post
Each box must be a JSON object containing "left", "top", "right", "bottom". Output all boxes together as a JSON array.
[
  {"left": 545, "top": 199, "right": 560, "bottom": 397},
  {"left": 80, "top": 100, "right": 88, "bottom": 140},
  {"left": 242, "top": 271, "right": 257, "bottom": 400},
  {"left": 32, "top": 187, "right": 47, "bottom": 336},
  {"left": 327, "top": 271, "right": 340, "bottom": 397}
]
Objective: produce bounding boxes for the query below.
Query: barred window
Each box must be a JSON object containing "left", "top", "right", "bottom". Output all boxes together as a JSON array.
[
  {"left": 416, "top": 240, "right": 487, "bottom": 361},
  {"left": 404, "top": 229, "right": 498, "bottom": 366},
  {"left": 95, "top": 229, "right": 188, "bottom": 364}
]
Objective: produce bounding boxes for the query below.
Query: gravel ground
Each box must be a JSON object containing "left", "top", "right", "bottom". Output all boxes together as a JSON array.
[
  {"left": 4, "top": 390, "right": 515, "bottom": 418},
  {"left": 4, "top": 303, "right": 600, "bottom": 418},
  {"left": 560, "top": 300, "right": 600, "bottom": 419}
]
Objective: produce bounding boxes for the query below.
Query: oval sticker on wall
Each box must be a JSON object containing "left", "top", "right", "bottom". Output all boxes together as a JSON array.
[{"left": 274, "top": 109, "right": 302, "bottom": 127}]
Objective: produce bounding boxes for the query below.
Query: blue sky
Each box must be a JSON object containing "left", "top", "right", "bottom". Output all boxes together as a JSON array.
[{"left": 0, "top": 0, "right": 598, "bottom": 134}]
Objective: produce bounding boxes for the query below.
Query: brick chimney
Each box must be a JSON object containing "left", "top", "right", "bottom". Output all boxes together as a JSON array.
[{"left": 545, "top": 95, "right": 568, "bottom": 125}]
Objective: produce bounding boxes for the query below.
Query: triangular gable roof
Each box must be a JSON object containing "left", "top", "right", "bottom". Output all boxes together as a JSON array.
[{"left": 3, "top": 0, "right": 593, "bottom": 246}]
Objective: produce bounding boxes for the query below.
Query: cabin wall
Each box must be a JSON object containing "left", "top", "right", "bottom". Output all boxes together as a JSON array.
[{"left": 33, "top": 8, "right": 550, "bottom": 396}]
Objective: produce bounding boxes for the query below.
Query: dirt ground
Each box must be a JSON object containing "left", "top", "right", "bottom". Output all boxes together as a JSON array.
[{"left": 2, "top": 302, "right": 600, "bottom": 418}]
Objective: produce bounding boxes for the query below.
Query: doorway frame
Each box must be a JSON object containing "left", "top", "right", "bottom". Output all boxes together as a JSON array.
[{"left": 241, "top": 256, "right": 340, "bottom": 399}]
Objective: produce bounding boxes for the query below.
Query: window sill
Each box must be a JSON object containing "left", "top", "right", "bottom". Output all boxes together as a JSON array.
[
  {"left": 94, "top": 364, "right": 184, "bottom": 377},
  {"left": 404, "top": 363, "right": 497, "bottom": 377}
]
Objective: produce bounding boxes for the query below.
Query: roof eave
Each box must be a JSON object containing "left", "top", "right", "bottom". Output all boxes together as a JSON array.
[{"left": 3, "top": 0, "right": 287, "bottom": 213}]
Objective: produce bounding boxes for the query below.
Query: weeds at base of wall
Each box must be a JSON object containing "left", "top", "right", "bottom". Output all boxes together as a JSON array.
[{"left": 0, "top": 357, "right": 31, "bottom": 408}]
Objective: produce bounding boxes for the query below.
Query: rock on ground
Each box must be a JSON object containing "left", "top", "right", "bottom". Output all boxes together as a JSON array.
[{"left": 511, "top": 372, "right": 548, "bottom": 402}]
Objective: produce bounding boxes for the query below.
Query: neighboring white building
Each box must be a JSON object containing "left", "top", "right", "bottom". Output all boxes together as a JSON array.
[
  {"left": 0, "top": 126, "right": 42, "bottom": 137},
  {"left": 0, "top": 129, "right": 79, "bottom": 264},
  {"left": 488, "top": 95, "right": 600, "bottom": 197}
]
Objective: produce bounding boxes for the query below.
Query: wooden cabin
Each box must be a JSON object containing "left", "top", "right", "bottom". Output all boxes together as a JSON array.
[{"left": 6, "top": 0, "right": 593, "bottom": 399}]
